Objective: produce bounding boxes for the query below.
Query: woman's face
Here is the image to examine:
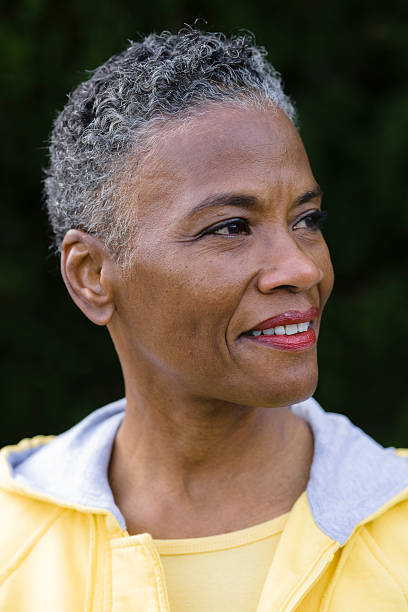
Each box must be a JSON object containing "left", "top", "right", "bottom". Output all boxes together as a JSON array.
[{"left": 110, "top": 104, "right": 334, "bottom": 407}]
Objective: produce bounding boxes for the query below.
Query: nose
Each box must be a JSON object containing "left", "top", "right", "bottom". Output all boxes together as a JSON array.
[{"left": 256, "top": 232, "right": 323, "bottom": 294}]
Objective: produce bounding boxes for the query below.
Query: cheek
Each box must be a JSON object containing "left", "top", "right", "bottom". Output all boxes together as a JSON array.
[{"left": 121, "top": 250, "right": 243, "bottom": 354}]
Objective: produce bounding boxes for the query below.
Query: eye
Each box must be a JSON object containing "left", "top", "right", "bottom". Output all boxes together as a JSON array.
[
  {"left": 293, "top": 210, "right": 327, "bottom": 231},
  {"left": 203, "top": 218, "right": 251, "bottom": 237}
]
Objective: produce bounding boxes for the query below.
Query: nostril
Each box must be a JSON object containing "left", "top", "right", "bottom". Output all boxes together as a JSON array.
[{"left": 264, "top": 284, "right": 296, "bottom": 293}]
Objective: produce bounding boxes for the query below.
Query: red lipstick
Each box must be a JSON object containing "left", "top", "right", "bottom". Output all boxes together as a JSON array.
[{"left": 243, "top": 307, "right": 318, "bottom": 351}]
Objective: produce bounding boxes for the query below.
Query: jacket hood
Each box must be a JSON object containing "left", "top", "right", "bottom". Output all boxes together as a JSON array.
[{"left": 3, "top": 397, "right": 408, "bottom": 544}]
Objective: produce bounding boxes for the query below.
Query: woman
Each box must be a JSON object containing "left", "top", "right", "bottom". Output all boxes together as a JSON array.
[{"left": 1, "top": 29, "right": 408, "bottom": 611}]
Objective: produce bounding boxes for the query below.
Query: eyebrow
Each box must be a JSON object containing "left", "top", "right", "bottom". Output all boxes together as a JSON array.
[
  {"left": 188, "top": 185, "right": 323, "bottom": 217},
  {"left": 188, "top": 194, "right": 257, "bottom": 217},
  {"left": 296, "top": 185, "right": 323, "bottom": 205}
]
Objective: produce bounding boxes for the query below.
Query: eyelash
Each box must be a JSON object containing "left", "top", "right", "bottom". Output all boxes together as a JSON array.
[
  {"left": 293, "top": 210, "right": 328, "bottom": 232},
  {"left": 202, "top": 210, "right": 328, "bottom": 238}
]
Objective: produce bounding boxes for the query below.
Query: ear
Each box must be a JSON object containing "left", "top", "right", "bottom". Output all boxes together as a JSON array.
[{"left": 61, "top": 229, "right": 116, "bottom": 326}]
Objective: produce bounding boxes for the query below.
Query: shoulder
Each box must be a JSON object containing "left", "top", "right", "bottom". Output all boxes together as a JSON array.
[
  {"left": 0, "top": 441, "right": 95, "bottom": 583},
  {"left": 0, "top": 487, "right": 98, "bottom": 611},
  {"left": 361, "top": 492, "right": 408, "bottom": 587},
  {"left": 328, "top": 492, "right": 408, "bottom": 610},
  {"left": 0, "top": 486, "right": 62, "bottom": 567},
  {"left": 0, "top": 486, "right": 96, "bottom": 575},
  {"left": 347, "top": 451, "right": 408, "bottom": 592},
  {"left": 311, "top": 493, "right": 408, "bottom": 611}
]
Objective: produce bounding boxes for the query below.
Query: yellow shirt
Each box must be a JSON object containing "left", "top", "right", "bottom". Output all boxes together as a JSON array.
[{"left": 155, "top": 512, "right": 288, "bottom": 612}]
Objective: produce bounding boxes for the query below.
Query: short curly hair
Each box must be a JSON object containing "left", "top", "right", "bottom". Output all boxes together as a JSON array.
[{"left": 44, "top": 27, "right": 296, "bottom": 267}]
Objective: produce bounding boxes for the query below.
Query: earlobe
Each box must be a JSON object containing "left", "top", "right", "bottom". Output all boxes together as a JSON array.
[{"left": 61, "top": 229, "right": 115, "bottom": 326}]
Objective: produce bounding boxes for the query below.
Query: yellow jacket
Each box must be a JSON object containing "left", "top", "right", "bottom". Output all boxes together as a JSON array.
[{"left": 0, "top": 398, "right": 408, "bottom": 611}]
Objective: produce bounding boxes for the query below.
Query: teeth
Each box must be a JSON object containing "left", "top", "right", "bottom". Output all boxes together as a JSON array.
[
  {"left": 264, "top": 328, "right": 274, "bottom": 335},
  {"left": 247, "top": 321, "right": 311, "bottom": 337}
]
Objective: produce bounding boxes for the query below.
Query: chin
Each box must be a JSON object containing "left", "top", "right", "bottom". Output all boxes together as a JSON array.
[
  {"left": 261, "top": 381, "right": 317, "bottom": 409},
  {"left": 253, "top": 362, "right": 319, "bottom": 408},
  {"left": 245, "top": 351, "right": 319, "bottom": 407},
  {"left": 218, "top": 366, "right": 318, "bottom": 409}
]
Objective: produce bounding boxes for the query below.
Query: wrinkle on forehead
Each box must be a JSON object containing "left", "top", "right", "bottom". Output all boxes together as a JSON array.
[{"left": 125, "top": 104, "right": 311, "bottom": 220}]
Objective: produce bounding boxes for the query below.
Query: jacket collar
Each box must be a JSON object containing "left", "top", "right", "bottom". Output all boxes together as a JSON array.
[
  {"left": 6, "top": 397, "right": 408, "bottom": 543},
  {"left": 8, "top": 399, "right": 126, "bottom": 529},
  {"left": 291, "top": 400, "right": 408, "bottom": 543}
]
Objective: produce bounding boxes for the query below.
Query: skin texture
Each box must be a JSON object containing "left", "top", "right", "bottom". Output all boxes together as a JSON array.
[{"left": 61, "top": 104, "right": 334, "bottom": 538}]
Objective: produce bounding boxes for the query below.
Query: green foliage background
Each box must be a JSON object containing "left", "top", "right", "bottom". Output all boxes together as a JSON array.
[{"left": 1, "top": 0, "right": 407, "bottom": 447}]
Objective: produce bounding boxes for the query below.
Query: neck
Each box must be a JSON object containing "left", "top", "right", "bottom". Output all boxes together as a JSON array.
[{"left": 108, "top": 374, "right": 314, "bottom": 537}]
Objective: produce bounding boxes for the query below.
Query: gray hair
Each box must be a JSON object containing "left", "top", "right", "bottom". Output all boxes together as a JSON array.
[{"left": 44, "top": 28, "right": 297, "bottom": 268}]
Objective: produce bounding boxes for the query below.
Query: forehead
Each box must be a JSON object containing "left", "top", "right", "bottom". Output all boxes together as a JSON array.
[{"left": 131, "top": 104, "right": 314, "bottom": 218}]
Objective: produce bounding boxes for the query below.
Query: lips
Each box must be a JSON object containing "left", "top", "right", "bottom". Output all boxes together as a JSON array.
[{"left": 240, "top": 307, "right": 319, "bottom": 351}]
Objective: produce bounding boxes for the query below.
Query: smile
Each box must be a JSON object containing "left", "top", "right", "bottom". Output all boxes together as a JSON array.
[
  {"left": 240, "top": 307, "right": 318, "bottom": 351},
  {"left": 242, "top": 325, "right": 316, "bottom": 351}
]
